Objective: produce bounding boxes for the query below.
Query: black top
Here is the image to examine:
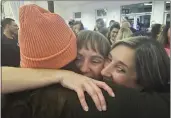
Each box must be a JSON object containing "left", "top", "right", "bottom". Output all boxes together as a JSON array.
[
  {"left": 2, "top": 81, "right": 170, "bottom": 118},
  {"left": 1, "top": 34, "right": 20, "bottom": 67}
]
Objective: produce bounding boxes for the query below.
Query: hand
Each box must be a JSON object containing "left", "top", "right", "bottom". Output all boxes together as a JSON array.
[{"left": 59, "top": 72, "right": 115, "bottom": 112}]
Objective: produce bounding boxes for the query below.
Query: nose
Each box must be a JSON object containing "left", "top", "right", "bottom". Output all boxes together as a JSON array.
[
  {"left": 80, "top": 60, "right": 90, "bottom": 73},
  {"left": 101, "top": 64, "right": 112, "bottom": 78}
]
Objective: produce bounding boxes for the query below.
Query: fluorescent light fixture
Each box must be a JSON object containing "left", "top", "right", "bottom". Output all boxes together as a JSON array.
[
  {"left": 166, "top": 1, "right": 170, "bottom": 3},
  {"left": 144, "top": 3, "right": 152, "bottom": 6}
]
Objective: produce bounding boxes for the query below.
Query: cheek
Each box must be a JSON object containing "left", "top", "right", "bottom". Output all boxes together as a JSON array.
[
  {"left": 92, "top": 64, "right": 104, "bottom": 75},
  {"left": 112, "top": 72, "right": 128, "bottom": 85},
  {"left": 104, "top": 61, "right": 110, "bottom": 67}
]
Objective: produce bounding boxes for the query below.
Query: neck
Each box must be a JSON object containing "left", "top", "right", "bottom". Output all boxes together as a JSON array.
[{"left": 3, "top": 30, "right": 14, "bottom": 39}]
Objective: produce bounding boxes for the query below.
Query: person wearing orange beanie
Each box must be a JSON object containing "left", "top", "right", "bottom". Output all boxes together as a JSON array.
[
  {"left": 2, "top": 4, "right": 114, "bottom": 112},
  {"left": 19, "top": 4, "right": 77, "bottom": 69}
]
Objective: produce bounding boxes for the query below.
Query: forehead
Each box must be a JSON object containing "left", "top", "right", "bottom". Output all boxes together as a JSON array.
[
  {"left": 78, "top": 46, "right": 103, "bottom": 57},
  {"left": 73, "top": 24, "right": 80, "bottom": 27},
  {"left": 112, "top": 28, "right": 119, "bottom": 32},
  {"left": 110, "top": 45, "right": 135, "bottom": 67},
  {"left": 10, "top": 21, "right": 17, "bottom": 26}
]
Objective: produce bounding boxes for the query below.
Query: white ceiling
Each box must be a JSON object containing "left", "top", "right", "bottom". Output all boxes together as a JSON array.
[{"left": 54, "top": 1, "right": 97, "bottom": 8}]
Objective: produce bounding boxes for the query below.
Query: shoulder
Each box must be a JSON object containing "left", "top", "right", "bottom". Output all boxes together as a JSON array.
[{"left": 66, "top": 81, "right": 170, "bottom": 118}]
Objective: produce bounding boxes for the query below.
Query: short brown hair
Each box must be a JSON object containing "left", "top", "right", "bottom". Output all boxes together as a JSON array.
[{"left": 77, "top": 30, "right": 111, "bottom": 58}]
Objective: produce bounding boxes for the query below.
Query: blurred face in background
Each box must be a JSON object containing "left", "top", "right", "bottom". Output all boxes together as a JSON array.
[
  {"left": 96, "top": 21, "right": 104, "bottom": 29},
  {"left": 6, "top": 21, "right": 19, "bottom": 36},
  {"left": 110, "top": 28, "right": 119, "bottom": 44}
]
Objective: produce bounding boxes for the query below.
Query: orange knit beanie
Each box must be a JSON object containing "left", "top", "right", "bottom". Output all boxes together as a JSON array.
[{"left": 19, "top": 4, "right": 77, "bottom": 69}]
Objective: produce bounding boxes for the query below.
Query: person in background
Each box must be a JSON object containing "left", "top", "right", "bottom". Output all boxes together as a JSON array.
[
  {"left": 68, "top": 19, "right": 75, "bottom": 29},
  {"left": 98, "top": 27, "right": 109, "bottom": 38},
  {"left": 115, "top": 27, "right": 133, "bottom": 41},
  {"left": 108, "top": 23, "right": 120, "bottom": 45},
  {"left": 151, "top": 23, "right": 162, "bottom": 40},
  {"left": 1, "top": 18, "right": 20, "bottom": 67},
  {"left": 76, "top": 30, "right": 111, "bottom": 81},
  {"left": 158, "top": 24, "right": 170, "bottom": 56},
  {"left": 94, "top": 18, "right": 105, "bottom": 32},
  {"left": 108, "top": 20, "right": 115, "bottom": 29},
  {"left": 136, "top": 18, "right": 142, "bottom": 31},
  {"left": 3, "top": 37, "right": 170, "bottom": 118},
  {"left": 122, "top": 21, "right": 136, "bottom": 33},
  {"left": 131, "top": 30, "right": 151, "bottom": 37},
  {"left": 2, "top": 4, "right": 114, "bottom": 112},
  {"left": 1, "top": 18, "right": 19, "bottom": 40},
  {"left": 72, "top": 21, "right": 84, "bottom": 34}
]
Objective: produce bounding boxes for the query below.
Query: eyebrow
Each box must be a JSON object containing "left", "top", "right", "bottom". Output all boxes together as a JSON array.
[
  {"left": 91, "top": 56, "right": 104, "bottom": 60},
  {"left": 109, "top": 53, "right": 128, "bottom": 68},
  {"left": 117, "top": 61, "right": 129, "bottom": 69},
  {"left": 77, "top": 53, "right": 104, "bottom": 60}
]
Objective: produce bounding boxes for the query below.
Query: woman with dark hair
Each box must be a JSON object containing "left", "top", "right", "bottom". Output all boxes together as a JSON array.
[
  {"left": 68, "top": 19, "right": 75, "bottom": 28},
  {"left": 3, "top": 36, "right": 169, "bottom": 118},
  {"left": 108, "top": 23, "right": 120, "bottom": 45},
  {"left": 158, "top": 24, "right": 170, "bottom": 56},
  {"left": 102, "top": 36, "right": 170, "bottom": 91},
  {"left": 151, "top": 23, "right": 162, "bottom": 40},
  {"left": 73, "top": 21, "right": 84, "bottom": 34}
]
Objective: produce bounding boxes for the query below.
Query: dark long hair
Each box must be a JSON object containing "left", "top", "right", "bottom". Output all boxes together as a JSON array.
[
  {"left": 151, "top": 24, "right": 162, "bottom": 40},
  {"left": 158, "top": 24, "right": 170, "bottom": 46},
  {"left": 2, "top": 61, "right": 80, "bottom": 118},
  {"left": 73, "top": 21, "right": 84, "bottom": 30},
  {"left": 112, "top": 36, "right": 170, "bottom": 91}
]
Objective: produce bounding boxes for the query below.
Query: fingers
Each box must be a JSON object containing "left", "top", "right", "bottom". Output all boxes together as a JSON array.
[
  {"left": 93, "top": 80, "right": 115, "bottom": 97},
  {"left": 83, "top": 82, "right": 102, "bottom": 111},
  {"left": 88, "top": 81, "right": 107, "bottom": 111},
  {"left": 76, "top": 88, "right": 89, "bottom": 112}
]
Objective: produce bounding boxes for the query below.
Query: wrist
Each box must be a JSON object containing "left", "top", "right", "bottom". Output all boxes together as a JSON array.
[{"left": 52, "top": 70, "right": 76, "bottom": 84}]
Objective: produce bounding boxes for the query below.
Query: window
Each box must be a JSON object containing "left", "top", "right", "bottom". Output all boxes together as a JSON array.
[
  {"left": 74, "top": 12, "right": 81, "bottom": 19},
  {"left": 165, "top": 13, "right": 170, "bottom": 25},
  {"left": 121, "top": 2, "right": 152, "bottom": 15},
  {"left": 96, "top": 9, "right": 107, "bottom": 17},
  {"left": 165, "top": 1, "right": 170, "bottom": 11}
]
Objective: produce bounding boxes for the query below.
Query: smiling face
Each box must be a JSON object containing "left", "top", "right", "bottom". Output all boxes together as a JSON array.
[
  {"left": 75, "top": 47, "right": 105, "bottom": 80},
  {"left": 101, "top": 45, "right": 138, "bottom": 88},
  {"left": 110, "top": 28, "right": 119, "bottom": 43}
]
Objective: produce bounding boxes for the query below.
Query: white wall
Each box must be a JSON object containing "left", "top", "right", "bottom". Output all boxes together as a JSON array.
[
  {"left": 3, "top": 2, "right": 15, "bottom": 19},
  {"left": 151, "top": 1, "right": 165, "bottom": 24},
  {"left": 2, "top": 1, "right": 49, "bottom": 24},
  {"left": 63, "top": 1, "right": 146, "bottom": 30},
  {"left": 2, "top": 1, "right": 168, "bottom": 29},
  {"left": 54, "top": 1, "right": 66, "bottom": 19},
  {"left": 33, "top": 1, "right": 48, "bottom": 10}
]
